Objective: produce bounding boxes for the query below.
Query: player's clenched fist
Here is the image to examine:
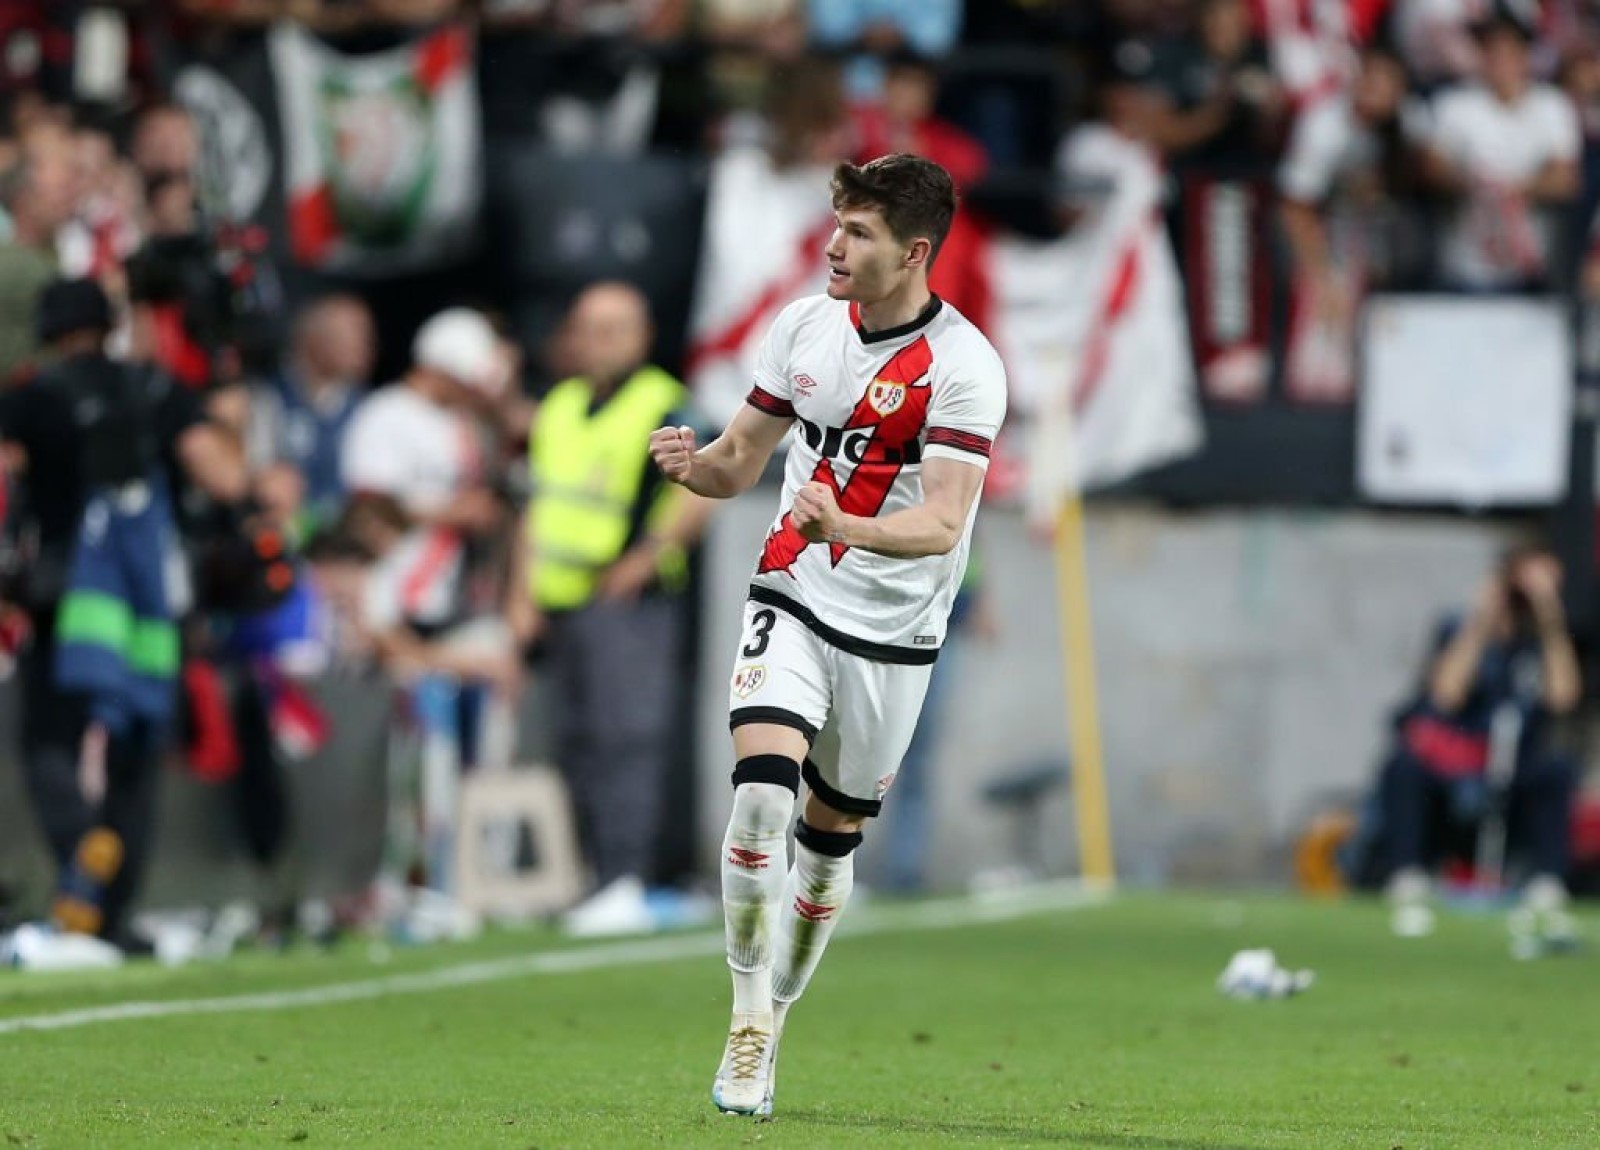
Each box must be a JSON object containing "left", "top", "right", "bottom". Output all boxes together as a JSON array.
[
  {"left": 791, "top": 481, "right": 845, "bottom": 543},
  {"left": 649, "top": 425, "right": 696, "bottom": 484}
]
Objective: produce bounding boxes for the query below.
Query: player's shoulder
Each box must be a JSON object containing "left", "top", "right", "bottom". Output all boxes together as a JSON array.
[
  {"left": 772, "top": 293, "right": 843, "bottom": 333},
  {"left": 929, "top": 303, "right": 1007, "bottom": 382}
]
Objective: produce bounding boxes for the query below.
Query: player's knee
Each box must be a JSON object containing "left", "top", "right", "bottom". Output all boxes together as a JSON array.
[
  {"left": 730, "top": 755, "right": 800, "bottom": 833},
  {"left": 731, "top": 753, "right": 800, "bottom": 796},
  {"left": 795, "top": 818, "right": 863, "bottom": 858}
]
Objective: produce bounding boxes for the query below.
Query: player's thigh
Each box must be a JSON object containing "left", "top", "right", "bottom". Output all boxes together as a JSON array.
[
  {"left": 727, "top": 602, "right": 831, "bottom": 765},
  {"left": 803, "top": 656, "right": 934, "bottom": 822}
]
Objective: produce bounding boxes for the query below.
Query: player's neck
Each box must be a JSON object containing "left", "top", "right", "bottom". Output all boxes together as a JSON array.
[{"left": 855, "top": 281, "right": 934, "bottom": 335}]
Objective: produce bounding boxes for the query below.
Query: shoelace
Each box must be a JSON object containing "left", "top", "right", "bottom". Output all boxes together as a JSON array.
[{"left": 726, "top": 1026, "right": 770, "bottom": 1082}]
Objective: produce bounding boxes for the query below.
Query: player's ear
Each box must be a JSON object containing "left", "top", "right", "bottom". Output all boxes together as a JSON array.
[{"left": 904, "top": 236, "right": 932, "bottom": 270}]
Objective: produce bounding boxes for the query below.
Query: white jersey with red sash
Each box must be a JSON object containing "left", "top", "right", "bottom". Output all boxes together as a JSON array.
[{"left": 743, "top": 293, "right": 1006, "bottom": 662}]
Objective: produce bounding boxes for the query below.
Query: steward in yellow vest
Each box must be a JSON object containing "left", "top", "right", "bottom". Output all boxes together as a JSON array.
[
  {"left": 508, "top": 283, "right": 712, "bottom": 937},
  {"left": 526, "top": 363, "right": 693, "bottom": 611}
]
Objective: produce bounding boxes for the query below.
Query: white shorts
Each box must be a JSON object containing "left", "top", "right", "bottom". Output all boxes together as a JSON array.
[{"left": 727, "top": 596, "right": 934, "bottom": 816}]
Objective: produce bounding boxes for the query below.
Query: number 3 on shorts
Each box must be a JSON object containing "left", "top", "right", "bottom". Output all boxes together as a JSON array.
[{"left": 742, "top": 608, "right": 776, "bottom": 658}]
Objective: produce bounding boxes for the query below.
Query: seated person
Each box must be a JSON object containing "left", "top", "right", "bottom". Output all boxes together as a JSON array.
[{"left": 1374, "top": 545, "right": 1582, "bottom": 941}]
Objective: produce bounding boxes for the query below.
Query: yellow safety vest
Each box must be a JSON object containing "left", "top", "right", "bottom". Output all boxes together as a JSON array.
[{"left": 527, "top": 365, "right": 689, "bottom": 610}]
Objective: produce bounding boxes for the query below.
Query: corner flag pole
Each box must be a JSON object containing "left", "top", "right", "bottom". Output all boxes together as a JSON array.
[
  {"left": 1054, "top": 495, "right": 1115, "bottom": 885},
  {"left": 1043, "top": 391, "right": 1120, "bottom": 889}
]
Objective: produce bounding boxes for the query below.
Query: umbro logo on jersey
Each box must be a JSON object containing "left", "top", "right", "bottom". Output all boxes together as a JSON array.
[
  {"left": 794, "top": 373, "right": 818, "bottom": 396},
  {"left": 793, "top": 897, "right": 836, "bottom": 923},
  {"left": 728, "top": 847, "right": 771, "bottom": 870}
]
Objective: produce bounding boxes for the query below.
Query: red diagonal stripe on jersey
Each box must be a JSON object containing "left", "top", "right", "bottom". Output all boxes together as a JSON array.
[
  {"left": 758, "top": 335, "right": 934, "bottom": 575},
  {"left": 793, "top": 897, "right": 836, "bottom": 923}
]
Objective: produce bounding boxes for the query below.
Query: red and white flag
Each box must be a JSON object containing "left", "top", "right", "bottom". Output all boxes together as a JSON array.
[
  {"left": 686, "top": 136, "right": 1201, "bottom": 515},
  {"left": 1004, "top": 126, "right": 1203, "bottom": 526},
  {"left": 685, "top": 147, "right": 837, "bottom": 427},
  {"left": 270, "top": 22, "right": 481, "bottom": 274}
]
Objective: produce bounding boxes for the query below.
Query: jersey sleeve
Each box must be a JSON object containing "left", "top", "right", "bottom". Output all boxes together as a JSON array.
[
  {"left": 924, "top": 336, "right": 1008, "bottom": 471},
  {"left": 745, "top": 301, "right": 799, "bottom": 419}
]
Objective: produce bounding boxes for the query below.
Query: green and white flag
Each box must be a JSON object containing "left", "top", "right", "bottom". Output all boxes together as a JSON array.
[{"left": 270, "top": 22, "right": 481, "bottom": 274}]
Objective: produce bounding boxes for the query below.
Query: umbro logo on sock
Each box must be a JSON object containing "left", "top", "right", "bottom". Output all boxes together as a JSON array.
[
  {"left": 727, "top": 847, "right": 771, "bottom": 869},
  {"left": 794, "top": 897, "right": 836, "bottom": 923}
]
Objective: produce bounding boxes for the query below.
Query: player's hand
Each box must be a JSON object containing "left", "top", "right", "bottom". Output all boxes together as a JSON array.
[
  {"left": 650, "top": 425, "right": 696, "bottom": 485},
  {"left": 791, "top": 481, "right": 845, "bottom": 544}
]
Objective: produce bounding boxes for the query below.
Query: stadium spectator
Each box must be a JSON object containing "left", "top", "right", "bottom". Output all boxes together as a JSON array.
[
  {"left": 1380, "top": 545, "right": 1582, "bottom": 943},
  {"left": 340, "top": 307, "right": 507, "bottom": 633},
  {"left": 0, "top": 278, "right": 248, "bottom": 950},
  {"left": 808, "top": 0, "right": 963, "bottom": 99},
  {"left": 248, "top": 294, "right": 374, "bottom": 531},
  {"left": 57, "top": 115, "right": 143, "bottom": 289},
  {"left": 851, "top": 50, "right": 990, "bottom": 322},
  {"left": 1397, "top": 0, "right": 1495, "bottom": 90},
  {"left": 123, "top": 102, "right": 246, "bottom": 394},
  {"left": 698, "top": 0, "right": 806, "bottom": 55},
  {"left": 1420, "top": 11, "right": 1582, "bottom": 291},
  {"left": 1558, "top": 36, "right": 1600, "bottom": 225},
  {"left": 852, "top": 49, "right": 986, "bottom": 189},
  {"left": 686, "top": 55, "right": 852, "bottom": 425},
  {"left": 509, "top": 281, "right": 712, "bottom": 938},
  {"left": 0, "top": 149, "right": 73, "bottom": 384},
  {"left": 1278, "top": 46, "right": 1415, "bottom": 399},
  {"left": 332, "top": 492, "right": 519, "bottom": 696},
  {"left": 940, "top": 0, "right": 1081, "bottom": 168},
  {"left": 1121, "top": 0, "right": 1289, "bottom": 168}
]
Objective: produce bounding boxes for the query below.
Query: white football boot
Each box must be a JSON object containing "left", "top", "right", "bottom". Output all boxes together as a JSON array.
[{"left": 711, "top": 1010, "right": 778, "bottom": 1117}]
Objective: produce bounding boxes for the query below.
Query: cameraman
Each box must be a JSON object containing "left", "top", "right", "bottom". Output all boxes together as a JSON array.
[
  {"left": 124, "top": 103, "right": 278, "bottom": 396},
  {"left": 1382, "top": 545, "right": 1583, "bottom": 940},
  {"left": 0, "top": 278, "right": 247, "bottom": 948}
]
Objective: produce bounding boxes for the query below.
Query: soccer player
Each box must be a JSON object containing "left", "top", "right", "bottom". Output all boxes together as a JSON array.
[{"left": 647, "top": 153, "right": 1007, "bottom": 1117}]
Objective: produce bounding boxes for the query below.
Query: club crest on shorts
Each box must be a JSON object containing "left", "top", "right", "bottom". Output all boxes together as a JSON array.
[
  {"left": 731, "top": 664, "right": 766, "bottom": 698},
  {"left": 875, "top": 772, "right": 897, "bottom": 799},
  {"left": 867, "top": 378, "right": 906, "bottom": 417}
]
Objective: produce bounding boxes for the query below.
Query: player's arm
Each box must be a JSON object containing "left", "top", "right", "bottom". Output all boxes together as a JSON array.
[
  {"left": 650, "top": 403, "right": 793, "bottom": 499},
  {"left": 794, "top": 455, "right": 983, "bottom": 560}
]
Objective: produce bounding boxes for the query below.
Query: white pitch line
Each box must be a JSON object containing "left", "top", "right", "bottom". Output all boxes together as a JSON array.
[{"left": 0, "top": 881, "right": 1108, "bottom": 1036}]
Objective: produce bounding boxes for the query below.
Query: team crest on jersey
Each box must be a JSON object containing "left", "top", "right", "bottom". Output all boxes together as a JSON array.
[
  {"left": 867, "top": 379, "right": 906, "bottom": 417},
  {"left": 731, "top": 664, "right": 767, "bottom": 698}
]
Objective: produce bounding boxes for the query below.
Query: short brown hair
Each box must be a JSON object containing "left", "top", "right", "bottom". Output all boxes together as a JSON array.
[{"left": 831, "top": 154, "right": 957, "bottom": 264}]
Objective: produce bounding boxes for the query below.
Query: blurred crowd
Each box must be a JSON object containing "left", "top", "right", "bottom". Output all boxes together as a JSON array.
[{"left": 3, "top": 0, "right": 1600, "bottom": 955}]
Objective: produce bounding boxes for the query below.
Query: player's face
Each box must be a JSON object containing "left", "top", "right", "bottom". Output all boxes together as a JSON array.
[{"left": 824, "top": 207, "right": 912, "bottom": 303}]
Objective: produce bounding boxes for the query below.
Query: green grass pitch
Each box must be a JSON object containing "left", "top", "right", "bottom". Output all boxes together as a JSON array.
[{"left": 0, "top": 890, "right": 1596, "bottom": 1149}]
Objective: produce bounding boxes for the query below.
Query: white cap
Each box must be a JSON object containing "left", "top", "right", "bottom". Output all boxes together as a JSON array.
[{"left": 412, "top": 308, "right": 504, "bottom": 395}]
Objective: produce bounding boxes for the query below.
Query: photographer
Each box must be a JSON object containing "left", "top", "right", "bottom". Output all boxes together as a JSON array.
[
  {"left": 124, "top": 103, "right": 279, "bottom": 395},
  {"left": 0, "top": 278, "right": 247, "bottom": 949},
  {"left": 1380, "top": 545, "right": 1582, "bottom": 942}
]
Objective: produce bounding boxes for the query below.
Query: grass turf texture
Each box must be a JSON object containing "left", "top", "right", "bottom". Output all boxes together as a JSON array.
[{"left": 0, "top": 892, "right": 1596, "bottom": 1149}]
